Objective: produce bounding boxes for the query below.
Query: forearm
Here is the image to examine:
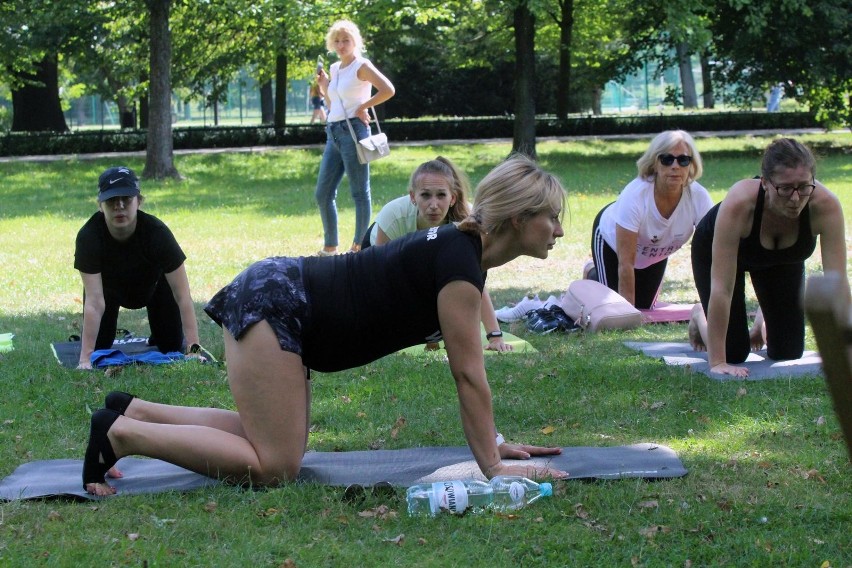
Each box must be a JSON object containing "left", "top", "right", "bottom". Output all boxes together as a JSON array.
[
  {"left": 706, "top": 292, "right": 732, "bottom": 367},
  {"left": 455, "top": 371, "right": 501, "bottom": 478},
  {"left": 179, "top": 301, "right": 200, "bottom": 348},
  {"left": 480, "top": 289, "right": 500, "bottom": 332},
  {"left": 617, "top": 263, "right": 636, "bottom": 305},
  {"left": 79, "top": 305, "right": 103, "bottom": 364}
]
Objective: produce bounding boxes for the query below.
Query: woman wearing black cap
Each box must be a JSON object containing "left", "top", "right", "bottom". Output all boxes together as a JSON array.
[{"left": 74, "top": 166, "right": 202, "bottom": 370}]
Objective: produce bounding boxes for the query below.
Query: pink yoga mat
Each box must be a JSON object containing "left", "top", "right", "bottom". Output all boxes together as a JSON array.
[{"left": 640, "top": 302, "right": 693, "bottom": 323}]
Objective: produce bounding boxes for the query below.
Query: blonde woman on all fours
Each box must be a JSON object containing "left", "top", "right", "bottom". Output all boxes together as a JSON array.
[{"left": 82, "top": 156, "right": 570, "bottom": 496}]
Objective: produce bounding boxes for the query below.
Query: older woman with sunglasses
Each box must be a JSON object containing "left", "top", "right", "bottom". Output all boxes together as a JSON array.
[
  {"left": 688, "top": 138, "right": 848, "bottom": 377},
  {"left": 587, "top": 130, "right": 713, "bottom": 308}
]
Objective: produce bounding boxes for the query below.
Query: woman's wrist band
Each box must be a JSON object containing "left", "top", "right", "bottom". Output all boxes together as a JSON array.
[{"left": 496, "top": 432, "right": 505, "bottom": 445}]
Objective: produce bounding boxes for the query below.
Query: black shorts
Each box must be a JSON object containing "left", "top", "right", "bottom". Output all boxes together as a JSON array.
[{"left": 204, "top": 257, "right": 308, "bottom": 356}]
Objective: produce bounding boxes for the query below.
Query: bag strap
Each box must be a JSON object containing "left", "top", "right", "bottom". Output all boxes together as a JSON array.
[{"left": 331, "top": 77, "right": 381, "bottom": 144}]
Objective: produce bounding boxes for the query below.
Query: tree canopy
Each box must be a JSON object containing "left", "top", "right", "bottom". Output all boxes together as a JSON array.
[{"left": 1, "top": 0, "right": 849, "bottom": 138}]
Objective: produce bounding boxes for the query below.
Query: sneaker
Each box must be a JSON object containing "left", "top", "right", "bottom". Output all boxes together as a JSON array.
[
  {"left": 542, "top": 295, "right": 561, "bottom": 309},
  {"left": 525, "top": 306, "right": 582, "bottom": 334},
  {"left": 315, "top": 249, "right": 336, "bottom": 257},
  {"left": 582, "top": 260, "right": 595, "bottom": 280},
  {"left": 495, "top": 294, "right": 544, "bottom": 323}
]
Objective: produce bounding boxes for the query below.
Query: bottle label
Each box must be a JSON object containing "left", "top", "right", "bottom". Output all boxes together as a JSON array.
[
  {"left": 508, "top": 481, "right": 526, "bottom": 503},
  {"left": 430, "top": 481, "right": 469, "bottom": 514}
]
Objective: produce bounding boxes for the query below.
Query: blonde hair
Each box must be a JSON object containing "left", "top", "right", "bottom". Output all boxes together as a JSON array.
[
  {"left": 325, "top": 20, "right": 364, "bottom": 57},
  {"left": 636, "top": 130, "right": 703, "bottom": 184},
  {"left": 458, "top": 155, "right": 566, "bottom": 235},
  {"left": 408, "top": 156, "right": 471, "bottom": 222}
]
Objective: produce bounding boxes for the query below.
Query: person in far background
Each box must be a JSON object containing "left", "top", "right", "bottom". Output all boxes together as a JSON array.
[
  {"left": 363, "top": 156, "right": 512, "bottom": 352},
  {"left": 688, "top": 138, "right": 848, "bottom": 377},
  {"left": 766, "top": 83, "right": 783, "bottom": 112},
  {"left": 74, "top": 166, "right": 203, "bottom": 370},
  {"left": 314, "top": 19, "right": 395, "bottom": 256},
  {"left": 309, "top": 80, "right": 326, "bottom": 124},
  {"left": 586, "top": 130, "right": 713, "bottom": 309}
]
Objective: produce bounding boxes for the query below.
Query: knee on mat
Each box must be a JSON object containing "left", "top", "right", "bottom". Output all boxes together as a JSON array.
[
  {"left": 766, "top": 346, "right": 804, "bottom": 361},
  {"left": 251, "top": 460, "right": 302, "bottom": 487}
]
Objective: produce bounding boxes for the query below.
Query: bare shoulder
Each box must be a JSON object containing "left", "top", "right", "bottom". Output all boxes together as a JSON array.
[
  {"left": 810, "top": 182, "right": 844, "bottom": 232},
  {"left": 717, "top": 178, "right": 759, "bottom": 224}
]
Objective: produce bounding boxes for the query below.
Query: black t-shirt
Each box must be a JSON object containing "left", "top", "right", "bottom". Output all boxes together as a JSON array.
[
  {"left": 300, "top": 223, "right": 485, "bottom": 371},
  {"left": 74, "top": 210, "right": 186, "bottom": 306}
]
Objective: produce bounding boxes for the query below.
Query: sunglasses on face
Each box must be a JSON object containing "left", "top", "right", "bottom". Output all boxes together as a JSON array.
[{"left": 658, "top": 154, "right": 692, "bottom": 167}]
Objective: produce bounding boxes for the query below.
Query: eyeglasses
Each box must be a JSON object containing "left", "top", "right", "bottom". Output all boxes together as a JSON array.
[
  {"left": 766, "top": 178, "right": 816, "bottom": 198},
  {"left": 658, "top": 154, "right": 692, "bottom": 167}
]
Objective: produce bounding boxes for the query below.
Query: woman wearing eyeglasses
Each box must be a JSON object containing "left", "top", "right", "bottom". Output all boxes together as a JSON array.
[
  {"left": 688, "top": 138, "right": 848, "bottom": 377},
  {"left": 587, "top": 130, "right": 713, "bottom": 308}
]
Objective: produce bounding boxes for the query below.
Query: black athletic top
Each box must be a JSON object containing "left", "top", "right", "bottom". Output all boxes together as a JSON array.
[
  {"left": 693, "top": 185, "right": 816, "bottom": 270},
  {"left": 74, "top": 210, "right": 186, "bottom": 306},
  {"left": 300, "top": 223, "right": 485, "bottom": 371}
]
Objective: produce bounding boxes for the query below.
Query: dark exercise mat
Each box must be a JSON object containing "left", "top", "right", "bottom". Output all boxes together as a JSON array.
[
  {"left": 0, "top": 443, "right": 686, "bottom": 501},
  {"left": 624, "top": 341, "right": 823, "bottom": 381},
  {"left": 51, "top": 336, "right": 158, "bottom": 368}
]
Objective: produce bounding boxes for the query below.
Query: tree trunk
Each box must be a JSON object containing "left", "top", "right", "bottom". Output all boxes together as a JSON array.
[
  {"left": 700, "top": 51, "right": 715, "bottom": 109},
  {"left": 554, "top": 0, "right": 575, "bottom": 120},
  {"left": 676, "top": 42, "right": 697, "bottom": 109},
  {"left": 143, "top": 0, "right": 180, "bottom": 180},
  {"left": 11, "top": 55, "right": 68, "bottom": 132},
  {"left": 274, "top": 53, "right": 287, "bottom": 129},
  {"left": 512, "top": 2, "right": 537, "bottom": 160},
  {"left": 117, "top": 96, "right": 136, "bottom": 129},
  {"left": 260, "top": 81, "right": 274, "bottom": 124}
]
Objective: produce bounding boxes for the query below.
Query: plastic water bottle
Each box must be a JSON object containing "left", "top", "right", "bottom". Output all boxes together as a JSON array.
[
  {"left": 406, "top": 479, "right": 494, "bottom": 516},
  {"left": 489, "top": 476, "right": 553, "bottom": 511}
]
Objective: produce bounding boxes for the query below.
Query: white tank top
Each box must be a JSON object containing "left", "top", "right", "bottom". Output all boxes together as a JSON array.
[{"left": 327, "top": 57, "right": 373, "bottom": 122}]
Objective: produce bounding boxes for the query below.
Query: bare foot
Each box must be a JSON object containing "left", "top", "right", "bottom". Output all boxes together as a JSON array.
[
  {"left": 749, "top": 307, "right": 766, "bottom": 351},
  {"left": 85, "top": 481, "right": 118, "bottom": 496},
  {"left": 688, "top": 304, "right": 707, "bottom": 352}
]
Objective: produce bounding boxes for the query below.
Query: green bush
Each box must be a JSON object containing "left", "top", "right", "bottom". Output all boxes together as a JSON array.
[{"left": 0, "top": 111, "right": 822, "bottom": 157}]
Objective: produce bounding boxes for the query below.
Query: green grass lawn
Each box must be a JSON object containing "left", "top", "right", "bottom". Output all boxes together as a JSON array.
[{"left": 0, "top": 133, "right": 850, "bottom": 566}]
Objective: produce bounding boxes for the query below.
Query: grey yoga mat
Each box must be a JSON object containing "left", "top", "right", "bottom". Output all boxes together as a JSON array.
[
  {"left": 624, "top": 341, "right": 823, "bottom": 381},
  {"left": 0, "top": 443, "right": 686, "bottom": 501}
]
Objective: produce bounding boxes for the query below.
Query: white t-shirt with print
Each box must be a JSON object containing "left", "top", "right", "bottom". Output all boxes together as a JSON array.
[{"left": 598, "top": 177, "right": 713, "bottom": 269}]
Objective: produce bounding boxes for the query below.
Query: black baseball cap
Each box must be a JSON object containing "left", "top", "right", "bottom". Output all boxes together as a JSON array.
[{"left": 98, "top": 166, "right": 140, "bottom": 202}]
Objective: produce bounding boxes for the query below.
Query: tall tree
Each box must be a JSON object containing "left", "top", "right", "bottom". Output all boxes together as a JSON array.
[
  {"left": 143, "top": 0, "right": 180, "bottom": 180},
  {"left": 10, "top": 56, "right": 67, "bottom": 131},
  {"left": 545, "top": 0, "right": 576, "bottom": 119},
  {"left": 0, "top": 0, "right": 99, "bottom": 132},
  {"left": 710, "top": 0, "right": 850, "bottom": 125},
  {"left": 676, "top": 42, "right": 697, "bottom": 108},
  {"left": 512, "top": 1, "right": 537, "bottom": 158}
]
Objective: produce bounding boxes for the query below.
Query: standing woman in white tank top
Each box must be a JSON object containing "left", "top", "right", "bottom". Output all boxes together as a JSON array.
[{"left": 314, "top": 20, "right": 395, "bottom": 256}]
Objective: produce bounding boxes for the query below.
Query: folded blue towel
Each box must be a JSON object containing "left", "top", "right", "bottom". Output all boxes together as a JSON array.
[{"left": 91, "top": 349, "right": 185, "bottom": 368}]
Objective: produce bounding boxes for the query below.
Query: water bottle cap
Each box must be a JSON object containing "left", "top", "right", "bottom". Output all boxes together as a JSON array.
[{"left": 540, "top": 482, "right": 553, "bottom": 497}]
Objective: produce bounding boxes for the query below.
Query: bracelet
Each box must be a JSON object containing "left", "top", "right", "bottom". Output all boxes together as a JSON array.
[
  {"left": 484, "top": 461, "right": 502, "bottom": 479},
  {"left": 187, "top": 343, "right": 202, "bottom": 355},
  {"left": 486, "top": 330, "right": 503, "bottom": 340},
  {"left": 496, "top": 432, "right": 505, "bottom": 445}
]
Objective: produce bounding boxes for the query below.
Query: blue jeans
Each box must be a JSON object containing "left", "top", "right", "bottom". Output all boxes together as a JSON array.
[{"left": 315, "top": 119, "right": 372, "bottom": 248}]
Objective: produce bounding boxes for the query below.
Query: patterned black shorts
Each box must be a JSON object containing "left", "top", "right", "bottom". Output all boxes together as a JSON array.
[{"left": 204, "top": 257, "right": 307, "bottom": 356}]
